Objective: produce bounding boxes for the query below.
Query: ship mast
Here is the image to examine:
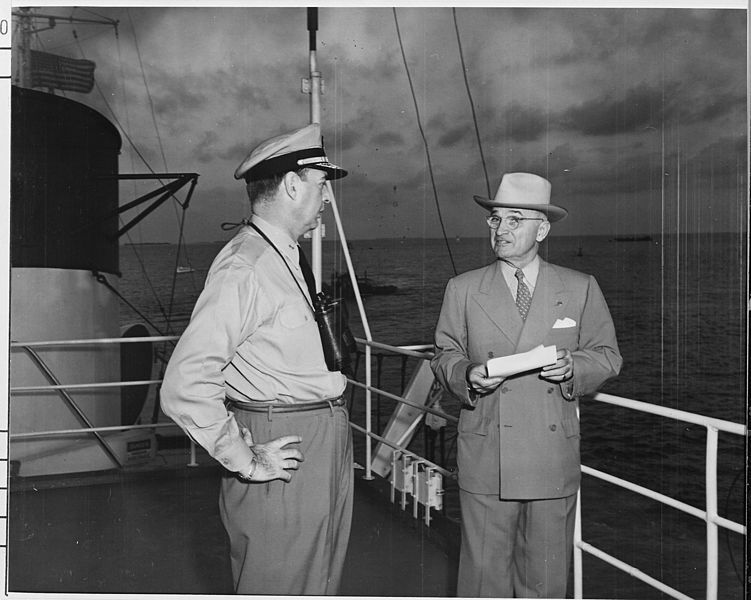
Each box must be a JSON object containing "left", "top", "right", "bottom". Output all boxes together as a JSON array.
[
  {"left": 17, "top": 8, "right": 32, "bottom": 88},
  {"left": 306, "top": 7, "right": 324, "bottom": 290}
]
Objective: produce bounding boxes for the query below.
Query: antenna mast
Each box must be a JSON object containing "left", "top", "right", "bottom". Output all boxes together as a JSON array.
[
  {"left": 18, "top": 8, "right": 32, "bottom": 88},
  {"left": 306, "top": 7, "right": 323, "bottom": 290}
]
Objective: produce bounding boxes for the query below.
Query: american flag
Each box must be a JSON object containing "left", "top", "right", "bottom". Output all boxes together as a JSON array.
[{"left": 30, "top": 50, "right": 96, "bottom": 94}]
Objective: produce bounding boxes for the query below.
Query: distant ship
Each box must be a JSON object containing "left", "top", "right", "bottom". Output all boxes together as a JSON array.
[{"left": 612, "top": 234, "right": 653, "bottom": 242}]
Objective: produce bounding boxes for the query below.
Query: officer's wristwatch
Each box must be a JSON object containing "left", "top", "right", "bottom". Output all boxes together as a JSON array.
[{"left": 238, "top": 458, "right": 257, "bottom": 482}]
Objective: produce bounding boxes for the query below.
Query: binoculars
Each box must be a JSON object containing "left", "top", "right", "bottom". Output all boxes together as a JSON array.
[{"left": 313, "top": 292, "right": 357, "bottom": 376}]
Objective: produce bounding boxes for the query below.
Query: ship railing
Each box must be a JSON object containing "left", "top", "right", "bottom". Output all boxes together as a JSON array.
[
  {"left": 10, "top": 335, "right": 454, "bottom": 522},
  {"left": 573, "top": 393, "right": 746, "bottom": 600},
  {"left": 346, "top": 338, "right": 746, "bottom": 600},
  {"left": 351, "top": 339, "right": 747, "bottom": 600},
  {"left": 9, "top": 336, "right": 747, "bottom": 599}
]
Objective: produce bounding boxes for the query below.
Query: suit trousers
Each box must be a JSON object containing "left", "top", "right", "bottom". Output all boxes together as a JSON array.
[
  {"left": 219, "top": 403, "right": 353, "bottom": 595},
  {"left": 457, "top": 490, "right": 577, "bottom": 598}
]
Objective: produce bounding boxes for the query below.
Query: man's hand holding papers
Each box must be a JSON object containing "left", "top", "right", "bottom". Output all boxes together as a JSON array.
[{"left": 486, "top": 345, "right": 558, "bottom": 378}]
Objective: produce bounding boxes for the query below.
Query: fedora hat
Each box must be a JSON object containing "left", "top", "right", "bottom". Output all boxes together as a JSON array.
[
  {"left": 234, "top": 123, "right": 347, "bottom": 182},
  {"left": 473, "top": 172, "right": 567, "bottom": 222}
]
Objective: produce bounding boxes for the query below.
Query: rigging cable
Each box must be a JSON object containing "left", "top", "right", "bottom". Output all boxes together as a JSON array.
[
  {"left": 112, "top": 19, "right": 173, "bottom": 333},
  {"left": 73, "top": 22, "right": 191, "bottom": 336},
  {"left": 392, "top": 8, "right": 457, "bottom": 276},
  {"left": 452, "top": 8, "right": 492, "bottom": 200},
  {"left": 74, "top": 30, "right": 175, "bottom": 333},
  {"left": 126, "top": 9, "right": 169, "bottom": 181},
  {"left": 27, "top": 11, "right": 176, "bottom": 341},
  {"left": 78, "top": 6, "right": 117, "bottom": 22},
  {"left": 92, "top": 271, "right": 172, "bottom": 342},
  {"left": 126, "top": 9, "right": 198, "bottom": 313}
]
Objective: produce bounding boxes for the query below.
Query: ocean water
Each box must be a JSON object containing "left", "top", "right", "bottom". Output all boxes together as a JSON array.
[{"left": 119, "top": 231, "right": 746, "bottom": 597}]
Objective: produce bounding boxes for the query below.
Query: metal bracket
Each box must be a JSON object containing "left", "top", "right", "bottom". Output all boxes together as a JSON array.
[
  {"left": 389, "top": 450, "right": 444, "bottom": 525},
  {"left": 301, "top": 77, "right": 325, "bottom": 94}
]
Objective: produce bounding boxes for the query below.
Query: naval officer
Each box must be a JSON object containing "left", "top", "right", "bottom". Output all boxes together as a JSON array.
[{"left": 161, "top": 123, "right": 353, "bottom": 595}]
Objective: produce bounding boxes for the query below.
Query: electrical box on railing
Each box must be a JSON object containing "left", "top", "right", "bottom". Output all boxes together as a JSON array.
[{"left": 391, "top": 455, "right": 444, "bottom": 511}]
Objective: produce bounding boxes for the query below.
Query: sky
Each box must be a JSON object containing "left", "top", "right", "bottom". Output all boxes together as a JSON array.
[{"left": 10, "top": 2, "right": 749, "bottom": 242}]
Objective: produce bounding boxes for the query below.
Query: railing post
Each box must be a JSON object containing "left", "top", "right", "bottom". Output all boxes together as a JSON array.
[
  {"left": 363, "top": 343, "right": 373, "bottom": 480},
  {"left": 188, "top": 439, "right": 198, "bottom": 467},
  {"left": 705, "top": 426, "right": 719, "bottom": 600},
  {"left": 574, "top": 488, "right": 583, "bottom": 599}
]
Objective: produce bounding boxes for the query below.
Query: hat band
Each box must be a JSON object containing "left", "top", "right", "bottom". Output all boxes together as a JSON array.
[{"left": 246, "top": 147, "right": 328, "bottom": 182}]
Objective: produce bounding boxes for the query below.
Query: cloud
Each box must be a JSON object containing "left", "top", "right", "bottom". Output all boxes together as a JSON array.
[
  {"left": 193, "top": 130, "right": 220, "bottom": 164},
  {"left": 436, "top": 126, "right": 470, "bottom": 148},
  {"left": 372, "top": 131, "right": 405, "bottom": 147},
  {"left": 503, "top": 103, "right": 550, "bottom": 142},
  {"left": 511, "top": 143, "right": 579, "bottom": 180},
  {"left": 25, "top": 6, "right": 745, "bottom": 240},
  {"left": 426, "top": 114, "right": 471, "bottom": 148},
  {"left": 681, "top": 90, "right": 746, "bottom": 124},
  {"left": 688, "top": 135, "right": 747, "bottom": 180},
  {"left": 559, "top": 83, "right": 672, "bottom": 137},
  {"left": 218, "top": 141, "right": 251, "bottom": 162}
]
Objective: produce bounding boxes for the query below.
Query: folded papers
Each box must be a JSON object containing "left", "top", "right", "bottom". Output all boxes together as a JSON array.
[{"left": 486, "top": 345, "right": 557, "bottom": 378}]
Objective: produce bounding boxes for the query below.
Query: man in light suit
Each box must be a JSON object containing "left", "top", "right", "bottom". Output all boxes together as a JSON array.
[{"left": 431, "top": 172, "right": 621, "bottom": 598}]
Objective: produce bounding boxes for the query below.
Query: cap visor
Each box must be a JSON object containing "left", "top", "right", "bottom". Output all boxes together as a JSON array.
[{"left": 309, "top": 161, "right": 348, "bottom": 180}]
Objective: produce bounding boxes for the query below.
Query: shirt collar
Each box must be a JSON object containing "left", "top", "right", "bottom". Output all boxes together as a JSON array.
[
  {"left": 250, "top": 215, "right": 299, "bottom": 261},
  {"left": 500, "top": 255, "right": 541, "bottom": 290}
]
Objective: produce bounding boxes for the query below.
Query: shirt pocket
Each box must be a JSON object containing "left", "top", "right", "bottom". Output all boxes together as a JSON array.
[{"left": 278, "top": 299, "right": 313, "bottom": 330}]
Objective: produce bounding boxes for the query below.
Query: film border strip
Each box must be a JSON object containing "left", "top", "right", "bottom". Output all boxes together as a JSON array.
[{"left": 1, "top": 1, "right": 10, "bottom": 597}]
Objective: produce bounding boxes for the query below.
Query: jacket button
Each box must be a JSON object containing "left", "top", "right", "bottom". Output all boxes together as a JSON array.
[
  {"left": 549, "top": 424, "right": 557, "bottom": 431},
  {"left": 501, "top": 387, "right": 509, "bottom": 393},
  {"left": 547, "top": 387, "right": 554, "bottom": 394}
]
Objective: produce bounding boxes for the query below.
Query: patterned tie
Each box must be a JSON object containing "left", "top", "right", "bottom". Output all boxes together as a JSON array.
[{"left": 514, "top": 268, "right": 532, "bottom": 320}]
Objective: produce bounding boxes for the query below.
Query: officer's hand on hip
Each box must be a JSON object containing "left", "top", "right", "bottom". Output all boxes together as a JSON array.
[{"left": 239, "top": 426, "right": 304, "bottom": 483}]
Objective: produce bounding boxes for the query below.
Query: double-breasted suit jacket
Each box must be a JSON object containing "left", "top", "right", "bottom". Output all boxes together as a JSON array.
[{"left": 431, "top": 258, "right": 621, "bottom": 499}]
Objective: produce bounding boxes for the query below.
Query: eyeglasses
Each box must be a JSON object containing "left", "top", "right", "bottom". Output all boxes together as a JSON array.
[{"left": 486, "top": 215, "right": 544, "bottom": 230}]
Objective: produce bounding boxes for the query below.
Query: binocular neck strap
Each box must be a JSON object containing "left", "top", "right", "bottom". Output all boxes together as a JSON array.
[{"left": 247, "top": 221, "right": 315, "bottom": 312}]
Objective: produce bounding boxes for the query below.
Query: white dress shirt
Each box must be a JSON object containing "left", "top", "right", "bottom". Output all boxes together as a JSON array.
[{"left": 499, "top": 255, "right": 540, "bottom": 298}]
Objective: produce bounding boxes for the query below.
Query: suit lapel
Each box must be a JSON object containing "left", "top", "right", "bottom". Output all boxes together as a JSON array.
[
  {"left": 472, "top": 260, "right": 523, "bottom": 347},
  {"left": 516, "top": 259, "right": 570, "bottom": 352}
]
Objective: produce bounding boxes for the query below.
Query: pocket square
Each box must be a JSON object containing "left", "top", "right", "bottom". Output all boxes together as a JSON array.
[{"left": 553, "top": 317, "right": 577, "bottom": 328}]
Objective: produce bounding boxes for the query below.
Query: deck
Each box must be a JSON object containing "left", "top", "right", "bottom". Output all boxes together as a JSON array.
[
  {"left": 7, "top": 447, "right": 745, "bottom": 598},
  {"left": 7, "top": 449, "right": 459, "bottom": 597}
]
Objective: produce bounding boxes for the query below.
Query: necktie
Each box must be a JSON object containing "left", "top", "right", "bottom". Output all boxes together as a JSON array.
[
  {"left": 514, "top": 268, "right": 532, "bottom": 320},
  {"left": 297, "top": 246, "right": 318, "bottom": 301}
]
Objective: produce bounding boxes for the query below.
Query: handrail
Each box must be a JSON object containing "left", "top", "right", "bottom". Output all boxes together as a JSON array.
[
  {"left": 11, "top": 421, "right": 179, "bottom": 439},
  {"left": 10, "top": 334, "right": 746, "bottom": 600},
  {"left": 10, "top": 336, "right": 180, "bottom": 347},
  {"left": 12, "top": 379, "right": 162, "bottom": 393},
  {"left": 348, "top": 422, "right": 452, "bottom": 479},
  {"left": 17, "top": 344, "right": 123, "bottom": 468},
  {"left": 573, "top": 392, "right": 746, "bottom": 600},
  {"left": 354, "top": 337, "right": 434, "bottom": 359},
  {"left": 589, "top": 392, "right": 745, "bottom": 435},
  {"left": 348, "top": 379, "right": 458, "bottom": 424}
]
